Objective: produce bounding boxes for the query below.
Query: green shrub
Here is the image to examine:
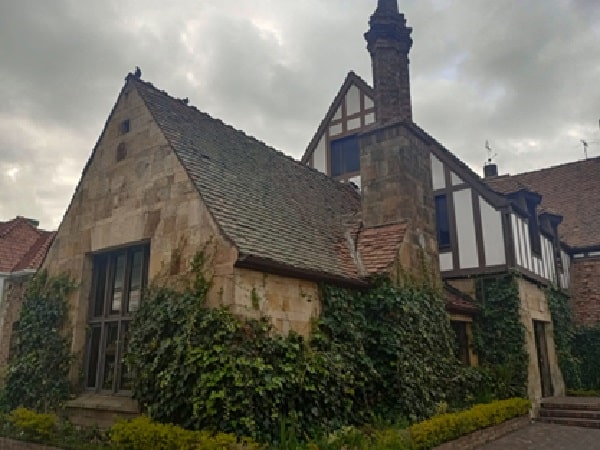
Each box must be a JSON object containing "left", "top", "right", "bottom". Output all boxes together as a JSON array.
[
  {"left": 408, "top": 398, "right": 530, "bottom": 450},
  {"left": 127, "top": 257, "right": 462, "bottom": 441},
  {"left": 567, "top": 389, "right": 600, "bottom": 397},
  {"left": 573, "top": 326, "right": 600, "bottom": 390},
  {"left": 110, "top": 415, "right": 263, "bottom": 450},
  {"left": 7, "top": 407, "right": 57, "bottom": 441},
  {"left": 1, "top": 271, "right": 75, "bottom": 412}
]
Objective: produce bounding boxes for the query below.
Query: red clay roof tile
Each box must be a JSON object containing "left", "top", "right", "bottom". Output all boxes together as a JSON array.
[{"left": 0, "top": 217, "right": 55, "bottom": 273}]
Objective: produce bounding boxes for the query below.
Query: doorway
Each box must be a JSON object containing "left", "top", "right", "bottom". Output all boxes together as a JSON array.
[{"left": 534, "top": 320, "right": 553, "bottom": 398}]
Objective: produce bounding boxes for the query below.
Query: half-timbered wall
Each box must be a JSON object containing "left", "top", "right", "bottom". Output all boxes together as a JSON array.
[
  {"left": 308, "top": 82, "right": 374, "bottom": 187},
  {"left": 431, "top": 155, "right": 506, "bottom": 276},
  {"left": 510, "top": 213, "right": 557, "bottom": 284},
  {"left": 560, "top": 250, "right": 571, "bottom": 289}
]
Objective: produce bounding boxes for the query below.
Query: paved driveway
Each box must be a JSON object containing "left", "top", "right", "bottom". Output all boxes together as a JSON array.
[{"left": 478, "top": 423, "right": 600, "bottom": 449}]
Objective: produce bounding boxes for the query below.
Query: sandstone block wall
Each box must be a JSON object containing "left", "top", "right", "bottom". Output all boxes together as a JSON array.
[
  {"left": 360, "top": 123, "right": 439, "bottom": 281},
  {"left": 231, "top": 268, "right": 320, "bottom": 336},
  {"left": 517, "top": 278, "right": 565, "bottom": 408},
  {"left": 42, "top": 85, "right": 238, "bottom": 381},
  {"left": 571, "top": 257, "right": 600, "bottom": 325}
]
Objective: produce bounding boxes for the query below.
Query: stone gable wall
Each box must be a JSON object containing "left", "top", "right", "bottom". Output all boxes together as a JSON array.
[{"left": 42, "top": 84, "right": 239, "bottom": 380}]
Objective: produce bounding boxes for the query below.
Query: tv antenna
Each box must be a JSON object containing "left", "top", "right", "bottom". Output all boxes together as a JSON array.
[{"left": 485, "top": 140, "right": 498, "bottom": 164}]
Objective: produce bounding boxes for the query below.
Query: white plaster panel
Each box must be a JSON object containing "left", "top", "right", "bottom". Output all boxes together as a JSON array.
[
  {"left": 439, "top": 252, "right": 453, "bottom": 272},
  {"left": 451, "top": 172, "right": 463, "bottom": 186},
  {"left": 329, "top": 123, "right": 343, "bottom": 136},
  {"left": 364, "top": 95, "right": 374, "bottom": 109},
  {"left": 365, "top": 113, "right": 375, "bottom": 125},
  {"left": 313, "top": 136, "right": 327, "bottom": 174},
  {"left": 512, "top": 214, "right": 522, "bottom": 267},
  {"left": 521, "top": 218, "right": 532, "bottom": 271},
  {"left": 347, "top": 117, "right": 361, "bottom": 130},
  {"left": 349, "top": 176, "right": 361, "bottom": 190},
  {"left": 346, "top": 85, "right": 361, "bottom": 116},
  {"left": 479, "top": 197, "right": 505, "bottom": 266},
  {"left": 431, "top": 155, "right": 445, "bottom": 190},
  {"left": 333, "top": 106, "right": 342, "bottom": 121},
  {"left": 454, "top": 189, "right": 479, "bottom": 269}
]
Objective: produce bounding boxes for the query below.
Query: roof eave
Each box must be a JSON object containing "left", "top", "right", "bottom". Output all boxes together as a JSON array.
[{"left": 235, "top": 253, "right": 367, "bottom": 288}]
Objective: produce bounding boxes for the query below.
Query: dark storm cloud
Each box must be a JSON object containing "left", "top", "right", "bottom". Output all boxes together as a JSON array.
[{"left": 1, "top": 0, "right": 599, "bottom": 228}]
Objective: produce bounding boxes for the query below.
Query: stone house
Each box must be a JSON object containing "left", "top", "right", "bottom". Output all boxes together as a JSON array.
[
  {"left": 0, "top": 216, "right": 55, "bottom": 369},
  {"left": 301, "top": 0, "right": 569, "bottom": 405},
  {"left": 10, "top": 0, "right": 584, "bottom": 424}
]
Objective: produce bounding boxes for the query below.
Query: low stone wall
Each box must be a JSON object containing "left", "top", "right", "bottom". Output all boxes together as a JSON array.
[
  {"left": 433, "top": 416, "right": 530, "bottom": 450},
  {"left": 0, "top": 437, "right": 58, "bottom": 450}
]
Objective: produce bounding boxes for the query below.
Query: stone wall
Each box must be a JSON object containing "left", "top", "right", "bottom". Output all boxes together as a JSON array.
[
  {"left": 518, "top": 278, "right": 565, "bottom": 408},
  {"left": 571, "top": 257, "right": 600, "bottom": 326},
  {"left": 360, "top": 123, "right": 439, "bottom": 282},
  {"left": 0, "top": 275, "right": 30, "bottom": 372},
  {"left": 230, "top": 268, "right": 320, "bottom": 336},
  {"left": 42, "top": 84, "right": 239, "bottom": 381}
]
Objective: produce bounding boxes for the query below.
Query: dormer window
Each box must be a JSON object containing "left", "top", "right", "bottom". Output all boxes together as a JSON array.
[{"left": 330, "top": 135, "right": 360, "bottom": 177}]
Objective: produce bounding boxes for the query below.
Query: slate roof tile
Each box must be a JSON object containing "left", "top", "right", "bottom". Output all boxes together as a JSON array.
[
  {"left": 132, "top": 78, "right": 364, "bottom": 282},
  {"left": 486, "top": 157, "right": 600, "bottom": 249}
]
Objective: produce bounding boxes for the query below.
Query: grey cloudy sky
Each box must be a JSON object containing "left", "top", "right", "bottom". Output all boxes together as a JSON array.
[{"left": 1, "top": 0, "right": 599, "bottom": 230}]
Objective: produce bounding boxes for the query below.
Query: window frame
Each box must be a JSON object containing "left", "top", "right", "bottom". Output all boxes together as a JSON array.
[
  {"left": 527, "top": 201, "right": 542, "bottom": 257},
  {"left": 330, "top": 135, "right": 360, "bottom": 178},
  {"left": 84, "top": 244, "right": 149, "bottom": 395}
]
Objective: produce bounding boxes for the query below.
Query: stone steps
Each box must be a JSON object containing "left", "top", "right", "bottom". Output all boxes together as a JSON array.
[{"left": 539, "top": 398, "right": 600, "bottom": 429}]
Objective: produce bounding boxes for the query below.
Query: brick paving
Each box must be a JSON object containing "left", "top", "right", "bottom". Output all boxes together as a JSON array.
[{"left": 478, "top": 423, "right": 600, "bottom": 449}]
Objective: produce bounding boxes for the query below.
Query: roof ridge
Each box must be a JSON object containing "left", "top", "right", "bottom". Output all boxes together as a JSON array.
[{"left": 508, "top": 155, "right": 600, "bottom": 179}]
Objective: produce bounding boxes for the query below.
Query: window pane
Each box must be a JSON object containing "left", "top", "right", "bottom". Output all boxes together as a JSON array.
[
  {"left": 86, "top": 326, "right": 102, "bottom": 388},
  {"left": 435, "top": 195, "right": 451, "bottom": 248},
  {"left": 119, "top": 322, "right": 132, "bottom": 391},
  {"left": 102, "top": 323, "right": 119, "bottom": 391},
  {"left": 93, "top": 256, "right": 107, "bottom": 317},
  {"left": 111, "top": 254, "right": 126, "bottom": 314},
  {"left": 128, "top": 250, "right": 144, "bottom": 313},
  {"left": 331, "top": 136, "right": 359, "bottom": 177}
]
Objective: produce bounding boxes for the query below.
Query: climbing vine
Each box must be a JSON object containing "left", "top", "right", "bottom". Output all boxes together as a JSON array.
[
  {"left": 1, "top": 270, "right": 75, "bottom": 413},
  {"left": 546, "top": 286, "right": 582, "bottom": 389},
  {"left": 471, "top": 274, "right": 528, "bottom": 399},
  {"left": 126, "top": 254, "right": 463, "bottom": 442}
]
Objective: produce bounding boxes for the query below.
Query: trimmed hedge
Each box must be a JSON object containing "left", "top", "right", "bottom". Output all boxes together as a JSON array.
[
  {"left": 110, "top": 416, "right": 263, "bottom": 450},
  {"left": 409, "top": 398, "right": 530, "bottom": 450}
]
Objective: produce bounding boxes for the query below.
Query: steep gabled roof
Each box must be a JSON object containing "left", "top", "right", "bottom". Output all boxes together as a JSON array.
[
  {"left": 301, "top": 71, "right": 373, "bottom": 164},
  {"left": 0, "top": 217, "right": 55, "bottom": 273},
  {"left": 131, "top": 77, "right": 364, "bottom": 283},
  {"left": 486, "top": 157, "right": 600, "bottom": 250}
]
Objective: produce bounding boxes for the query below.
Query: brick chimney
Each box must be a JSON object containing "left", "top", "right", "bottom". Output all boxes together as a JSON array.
[
  {"left": 364, "top": 0, "right": 413, "bottom": 123},
  {"left": 360, "top": 1, "right": 439, "bottom": 281}
]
